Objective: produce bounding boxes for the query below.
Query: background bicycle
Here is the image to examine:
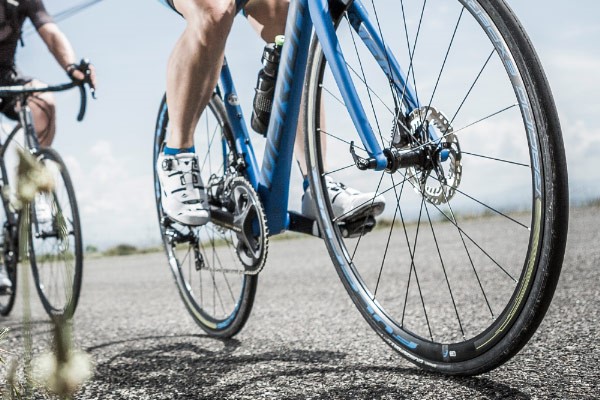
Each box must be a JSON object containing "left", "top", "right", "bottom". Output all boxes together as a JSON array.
[{"left": 0, "top": 61, "right": 94, "bottom": 319}]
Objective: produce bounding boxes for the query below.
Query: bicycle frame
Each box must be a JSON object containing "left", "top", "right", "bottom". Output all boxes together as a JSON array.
[{"left": 220, "top": 0, "right": 421, "bottom": 235}]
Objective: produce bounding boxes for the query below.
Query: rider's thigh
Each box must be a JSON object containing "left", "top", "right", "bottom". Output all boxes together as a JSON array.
[{"left": 26, "top": 79, "right": 56, "bottom": 146}]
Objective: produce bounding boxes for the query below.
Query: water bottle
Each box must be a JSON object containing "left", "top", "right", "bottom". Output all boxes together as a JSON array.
[{"left": 251, "top": 35, "right": 285, "bottom": 135}]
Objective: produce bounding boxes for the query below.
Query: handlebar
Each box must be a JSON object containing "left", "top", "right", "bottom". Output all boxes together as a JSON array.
[{"left": 0, "top": 59, "right": 95, "bottom": 122}]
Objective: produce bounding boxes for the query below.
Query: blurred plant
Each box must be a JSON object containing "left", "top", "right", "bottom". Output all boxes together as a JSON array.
[
  {"left": 1, "top": 149, "right": 93, "bottom": 399},
  {"left": 0, "top": 328, "right": 8, "bottom": 364},
  {"left": 31, "top": 318, "right": 93, "bottom": 398}
]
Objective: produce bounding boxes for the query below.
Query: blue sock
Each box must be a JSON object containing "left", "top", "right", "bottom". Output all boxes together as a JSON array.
[
  {"left": 164, "top": 146, "right": 195, "bottom": 155},
  {"left": 303, "top": 177, "right": 310, "bottom": 192}
]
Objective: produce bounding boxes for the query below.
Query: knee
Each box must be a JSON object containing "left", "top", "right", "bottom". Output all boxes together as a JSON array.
[
  {"left": 183, "top": 1, "right": 236, "bottom": 42},
  {"left": 34, "top": 93, "right": 56, "bottom": 121}
]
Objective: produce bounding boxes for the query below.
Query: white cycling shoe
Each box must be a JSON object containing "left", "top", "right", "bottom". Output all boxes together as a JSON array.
[
  {"left": 302, "top": 176, "right": 385, "bottom": 222},
  {"left": 157, "top": 152, "right": 210, "bottom": 226},
  {"left": 34, "top": 192, "right": 54, "bottom": 225}
]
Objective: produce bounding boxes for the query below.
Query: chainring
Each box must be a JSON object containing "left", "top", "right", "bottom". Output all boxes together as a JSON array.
[
  {"left": 229, "top": 177, "right": 268, "bottom": 275},
  {"left": 406, "top": 106, "right": 462, "bottom": 205}
]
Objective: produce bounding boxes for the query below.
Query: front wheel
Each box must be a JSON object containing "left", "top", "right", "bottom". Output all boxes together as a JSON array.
[
  {"left": 304, "top": 0, "right": 568, "bottom": 375},
  {"left": 29, "top": 148, "right": 83, "bottom": 319},
  {"left": 0, "top": 160, "right": 17, "bottom": 316}
]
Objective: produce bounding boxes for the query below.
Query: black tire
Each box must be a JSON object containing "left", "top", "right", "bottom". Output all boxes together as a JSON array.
[
  {"left": 153, "top": 94, "right": 258, "bottom": 338},
  {"left": 0, "top": 160, "right": 17, "bottom": 317},
  {"left": 304, "top": 0, "right": 568, "bottom": 375},
  {"left": 29, "top": 148, "right": 83, "bottom": 319}
]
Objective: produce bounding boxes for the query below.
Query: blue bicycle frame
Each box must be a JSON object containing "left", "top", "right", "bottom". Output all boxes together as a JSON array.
[{"left": 220, "top": 0, "right": 423, "bottom": 235}]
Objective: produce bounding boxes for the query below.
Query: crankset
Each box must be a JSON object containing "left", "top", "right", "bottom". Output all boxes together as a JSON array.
[{"left": 228, "top": 177, "right": 269, "bottom": 275}]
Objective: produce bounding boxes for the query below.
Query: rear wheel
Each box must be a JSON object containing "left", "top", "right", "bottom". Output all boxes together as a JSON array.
[
  {"left": 154, "top": 94, "right": 261, "bottom": 338},
  {"left": 304, "top": 0, "right": 568, "bottom": 374},
  {"left": 29, "top": 148, "right": 83, "bottom": 319}
]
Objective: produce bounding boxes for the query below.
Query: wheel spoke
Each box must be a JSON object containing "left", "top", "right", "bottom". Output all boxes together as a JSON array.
[
  {"left": 374, "top": 175, "right": 406, "bottom": 297},
  {"left": 401, "top": 196, "right": 433, "bottom": 340},
  {"left": 422, "top": 7, "right": 465, "bottom": 127},
  {"left": 423, "top": 202, "right": 465, "bottom": 338},
  {"left": 461, "top": 151, "right": 529, "bottom": 168},
  {"left": 448, "top": 49, "right": 495, "bottom": 128},
  {"left": 444, "top": 198, "right": 495, "bottom": 319},
  {"left": 427, "top": 173, "right": 529, "bottom": 230}
]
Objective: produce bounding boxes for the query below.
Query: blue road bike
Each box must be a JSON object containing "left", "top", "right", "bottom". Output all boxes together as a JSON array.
[{"left": 154, "top": 0, "right": 568, "bottom": 375}]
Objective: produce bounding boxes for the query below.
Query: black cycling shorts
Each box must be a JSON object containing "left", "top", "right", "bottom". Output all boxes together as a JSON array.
[{"left": 0, "top": 67, "right": 33, "bottom": 121}]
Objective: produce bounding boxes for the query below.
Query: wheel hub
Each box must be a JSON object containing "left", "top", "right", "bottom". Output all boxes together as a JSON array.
[{"left": 404, "top": 106, "right": 462, "bottom": 205}]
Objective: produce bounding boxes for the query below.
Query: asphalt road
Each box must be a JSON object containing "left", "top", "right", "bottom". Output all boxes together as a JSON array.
[{"left": 1, "top": 205, "right": 599, "bottom": 399}]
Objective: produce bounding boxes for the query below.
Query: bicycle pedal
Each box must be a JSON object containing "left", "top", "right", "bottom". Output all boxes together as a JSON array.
[{"left": 339, "top": 215, "right": 377, "bottom": 238}]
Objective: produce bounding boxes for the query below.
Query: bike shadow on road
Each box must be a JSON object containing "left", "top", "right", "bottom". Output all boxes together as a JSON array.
[
  {"left": 81, "top": 334, "right": 531, "bottom": 399},
  {"left": 0, "top": 319, "right": 58, "bottom": 339}
]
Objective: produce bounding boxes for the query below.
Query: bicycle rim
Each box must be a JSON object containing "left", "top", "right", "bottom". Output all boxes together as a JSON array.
[
  {"left": 0, "top": 160, "right": 17, "bottom": 316},
  {"left": 153, "top": 94, "right": 258, "bottom": 338},
  {"left": 305, "top": 0, "right": 567, "bottom": 374},
  {"left": 29, "top": 148, "right": 83, "bottom": 318}
]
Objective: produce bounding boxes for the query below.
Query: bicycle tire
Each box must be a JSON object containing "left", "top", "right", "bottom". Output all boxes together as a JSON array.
[
  {"left": 0, "top": 159, "right": 17, "bottom": 317},
  {"left": 304, "top": 0, "right": 568, "bottom": 375},
  {"left": 153, "top": 93, "right": 258, "bottom": 338},
  {"left": 29, "top": 148, "right": 83, "bottom": 319}
]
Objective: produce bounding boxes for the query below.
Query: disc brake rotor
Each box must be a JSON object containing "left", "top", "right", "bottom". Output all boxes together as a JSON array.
[{"left": 406, "top": 106, "right": 462, "bottom": 205}]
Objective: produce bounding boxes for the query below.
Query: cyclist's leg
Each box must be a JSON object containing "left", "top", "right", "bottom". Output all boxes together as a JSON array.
[
  {"left": 244, "top": 0, "right": 288, "bottom": 42},
  {"left": 27, "top": 80, "right": 57, "bottom": 147},
  {"left": 166, "top": 0, "right": 236, "bottom": 149},
  {"left": 246, "top": 1, "right": 384, "bottom": 221},
  {"left": 0, "top": 72, "right": 56, "bottom": 147},
  {"left": 158, "top": 0, "right": 236, "bottom": 226}
]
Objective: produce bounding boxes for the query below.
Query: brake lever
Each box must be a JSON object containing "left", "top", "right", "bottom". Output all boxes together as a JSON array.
[{"left": 79, "top": 58, "right": 97, "bottom": 99}]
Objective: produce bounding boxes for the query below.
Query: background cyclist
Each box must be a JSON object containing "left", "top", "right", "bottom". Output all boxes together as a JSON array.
[
  {"left": 0, "top": 0, "right": 97, "bottom": 292},
  {"left": 156, "top": 0, "right": 385, "bottom": 228}
]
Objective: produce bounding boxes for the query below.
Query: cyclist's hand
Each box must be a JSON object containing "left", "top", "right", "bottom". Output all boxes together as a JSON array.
[{"left": 66, "top": 59, "right": 97, "bottom": 91}]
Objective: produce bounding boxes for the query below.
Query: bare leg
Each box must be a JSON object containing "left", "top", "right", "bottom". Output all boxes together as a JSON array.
[
  {"left": 245, "top": 0, "right": 289, "bottom": 42},
  {"left": 245, "top": 0, "right": 327, "bottom": 176},
  {"left": 295, "top": 100, "right": 327, "bottom": 175},
  {"left": 167, "top": 0, "right": 236, "bottom": 149},
  {"left": 25, "top": 80, "right": 56, "bottom": 147}
]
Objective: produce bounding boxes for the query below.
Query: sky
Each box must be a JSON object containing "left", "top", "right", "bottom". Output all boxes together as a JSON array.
[{"left": 8, "top": 0, "right": 600, "bottom": 249}]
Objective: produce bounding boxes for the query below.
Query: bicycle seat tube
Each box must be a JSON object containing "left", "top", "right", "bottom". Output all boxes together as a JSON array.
[{"left": 18, "top": 98, "right": 41, "bottom": 152}]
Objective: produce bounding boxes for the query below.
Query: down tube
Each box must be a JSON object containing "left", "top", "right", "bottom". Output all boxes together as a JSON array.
[
  {"left": 219, "top": 59, "right": 260, "bottom": 188},
  {"left": 258, "top": 0, "right": 313, "bottom": 235}
]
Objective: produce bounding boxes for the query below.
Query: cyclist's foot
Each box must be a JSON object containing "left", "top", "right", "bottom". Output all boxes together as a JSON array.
[
  {"left": 0, "top": 265, "right": 12, "bottom": 294},
  {"left": 157, "top": 152, "right": 210, "bottom": 226},
  {"left": 302, "top": 176, "right": 385, "bottom": 222},
  {"left": 34, "top": 193, "right": 53, "bottom": 225}
]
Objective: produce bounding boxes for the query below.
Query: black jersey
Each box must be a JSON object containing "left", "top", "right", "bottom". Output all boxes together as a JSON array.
[{"left": 0, "top": 0, "right": 53, "bottom": 68}]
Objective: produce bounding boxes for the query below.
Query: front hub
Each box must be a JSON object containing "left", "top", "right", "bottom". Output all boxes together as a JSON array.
[{"left": 402, "top": 106, "right": 462, "bottom": 205}]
